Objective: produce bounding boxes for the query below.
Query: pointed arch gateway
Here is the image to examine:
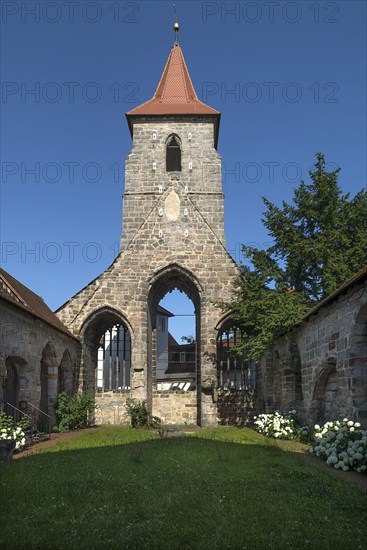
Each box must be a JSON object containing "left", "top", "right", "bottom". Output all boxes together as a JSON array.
[{"left": 148, "top": 264, "right": 202, "bottom": 425}]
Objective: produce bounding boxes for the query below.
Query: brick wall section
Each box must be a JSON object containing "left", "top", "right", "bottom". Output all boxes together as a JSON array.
[{"left": 258, "top": 275, "right": 367, "bottom": 427}]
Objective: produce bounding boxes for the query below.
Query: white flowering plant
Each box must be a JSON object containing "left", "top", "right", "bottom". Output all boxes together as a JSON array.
[
  {"left": 0, "top": 412, "right": 28, "bottom": 451},
  {"left": 310, "top": 418, "right": 367, "bottom": 473},
  {"left": 253, "top": 410, "right": 309, "bottom": 441}
]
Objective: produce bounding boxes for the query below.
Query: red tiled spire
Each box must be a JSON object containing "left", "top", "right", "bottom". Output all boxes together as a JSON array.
[{"left": 126, "top": 43, "right": 220, "bottom": 117}]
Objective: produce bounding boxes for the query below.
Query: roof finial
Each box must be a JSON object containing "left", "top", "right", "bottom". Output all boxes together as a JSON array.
[{"left": 173, "top": 4, "right": 179, "bottom": 44}]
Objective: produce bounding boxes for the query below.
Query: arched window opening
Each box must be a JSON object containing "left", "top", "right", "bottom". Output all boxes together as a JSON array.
[
  {"left": 313, "top": 359, "right": 340, "bottom": 423},
  {"left": 97, "top": 324, "right": 131, "bottom": 392},
  {"left": 285, "top": 341, "right": 303, "bottom": 403},
  {"left": 58, "top": 365, "right": 65, "bottom": 394},
  {"left": 156, "top": 289, "right": 196, "bottom": 392},
  {"left": 217, "top": 326, "right": 256, "bottom": 391},
  {"left": 166, "top": 135, "right": 181, "bottom": 172},
  {"left": 58, "top": 350, "right": 73, "bottom": 396}
]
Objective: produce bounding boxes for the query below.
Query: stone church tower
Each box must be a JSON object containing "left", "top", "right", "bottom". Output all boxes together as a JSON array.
[{"left": 57, "top": 27, "right": 239, "bottom": 426}]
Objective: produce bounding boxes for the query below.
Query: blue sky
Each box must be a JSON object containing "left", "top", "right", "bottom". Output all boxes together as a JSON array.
[{"left": 1, "top": 0, "right": 366, "bottom": 341}]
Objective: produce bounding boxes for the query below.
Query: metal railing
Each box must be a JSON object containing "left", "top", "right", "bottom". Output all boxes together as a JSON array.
[
  {"left": 25, "top": 401, "right": 50, "bottom": 436},
  {"left": 1, "top": 399, "right": 50, "bottom": 443},
  {"left": 1, "top": 400, "right": 32, "bottom": 424}
]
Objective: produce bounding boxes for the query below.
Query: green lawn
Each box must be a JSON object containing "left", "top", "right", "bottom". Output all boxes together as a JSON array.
[{"left": 1, "top": 427, "right": 366, "bottom": 549}]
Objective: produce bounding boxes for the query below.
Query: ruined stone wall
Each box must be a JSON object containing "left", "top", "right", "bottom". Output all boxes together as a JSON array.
[
  {"left": 258, "top": 276, "right": 367, "bottom": 427},
  {"left": 0, "top": 299, "right": 81, "bottom": 426},
  {"left": 57, "top": 118, "right": 240, "bottom": 426}
]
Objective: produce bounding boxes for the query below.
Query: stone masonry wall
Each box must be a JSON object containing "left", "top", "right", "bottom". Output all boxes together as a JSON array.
[
  {"left": 152, "top": 390, "right": 197, "bottom": 425},
  {"left": 57, "top": 117, "right": 240, "bottom": 426},
  {"left": 217, "top": 390, "right": 257, "bottom": 426},
  {"left": 258, "top": 275, "right": 367, "bottom": 427},
  {"left": 94, "top": 392, "right": 130, "bottom": 425},
  {"left": 0, "top": 299, "right": 81, "bottom": 426}
]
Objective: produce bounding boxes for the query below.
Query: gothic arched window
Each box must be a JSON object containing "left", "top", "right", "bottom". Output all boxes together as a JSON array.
[
  {"left": 166, "top": 135, "right": 181, "bottom": 172},
  {"left": 97, "top": 324, "right": 131, "bottom": 392},
  {"left": 217, "top": 325, "right": 256, "bottom": 391}
]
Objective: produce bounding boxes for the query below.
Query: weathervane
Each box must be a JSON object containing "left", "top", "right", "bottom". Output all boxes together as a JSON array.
[{"left": 173, "top": 4, "right": 179, "bottom": 43}]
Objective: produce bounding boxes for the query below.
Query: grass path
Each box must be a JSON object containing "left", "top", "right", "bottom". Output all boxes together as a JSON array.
[{"left": 1, "top": 427, "right": 366, "bottom": 549}]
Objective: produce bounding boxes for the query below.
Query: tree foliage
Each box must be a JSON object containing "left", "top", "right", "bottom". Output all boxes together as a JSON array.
[
  {"left": 181, "top": 335, "right": 195, "bottom": 344},
  {"left": 219, "top": 153, "right": 367, "bottom": 361}
]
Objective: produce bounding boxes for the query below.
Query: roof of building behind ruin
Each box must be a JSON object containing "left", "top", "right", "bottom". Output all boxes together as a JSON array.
[
  {"left": 156, "top": 304, "right": 174, "bottom": 317},
  {"left": 0, "top": 268, "right": 78, "bottom": 340}
]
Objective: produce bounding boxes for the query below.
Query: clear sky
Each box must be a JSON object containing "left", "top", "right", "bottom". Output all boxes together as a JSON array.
[{"left": 1, "top": 0, "right": 366, "bottom": 340}]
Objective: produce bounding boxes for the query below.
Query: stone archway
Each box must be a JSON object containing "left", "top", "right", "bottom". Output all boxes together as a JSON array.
[
  {"left": 312, "top": 359, "right": 341, "bottom": 424},
  {"left": 81, "top": 307, "right": 133, "bottom": 424},
  {"left": 147, "top": 264, "right": 201, "bottom": 425}
]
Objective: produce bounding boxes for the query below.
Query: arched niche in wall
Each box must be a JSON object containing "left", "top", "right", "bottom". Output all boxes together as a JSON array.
[
  {"left": 348, "top": 303, "right": 367, "bottom": 423},
  {"left": 283, "top": 340, "right": 303, "bottom": 408},
  {"left": 313, "top": 358, "right": 340, "bottom": 424},
  {"left": 3, "top": 357, "right": 20, "bottom": 416},
  {"left": 58, "top": 350, "right": 74, "bottom": 397}
]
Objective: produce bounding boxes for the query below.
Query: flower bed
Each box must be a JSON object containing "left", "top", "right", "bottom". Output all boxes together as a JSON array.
[
  {"left": 0, "top": 413, "right": 27, "bottom": 451},
  {"left": 310, "top": 418, "right": 367, "bottom": 473},
  {"left": 253, "top": 410, "right": 309, "bottom": 440}
]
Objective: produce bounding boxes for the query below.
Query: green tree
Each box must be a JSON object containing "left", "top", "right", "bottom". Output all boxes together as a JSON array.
[
  {"left": 181, "top": 335, "right": 195, "bottom": 344},
  {"left": 219, "top": 153, "right": 367, "bottom": 361}
]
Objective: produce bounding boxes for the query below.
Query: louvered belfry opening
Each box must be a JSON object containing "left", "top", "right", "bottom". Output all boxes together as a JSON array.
[{"left": 166, "top": 135, "right": 181, "bottom": 172}]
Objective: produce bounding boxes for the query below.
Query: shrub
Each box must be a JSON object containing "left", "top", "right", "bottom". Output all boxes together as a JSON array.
[
  {"left": 125, "top": 399, "right": 161, "bottom": 429},
  {"left": 0, "top": 412, "right": 28, "bottom": 451},
  {"left": 310, "top": 418, "right": 367, "bottom": 473},
  {"left": 253, "top": 410, "right": 309, "bottom": 441},
  {"left": 54, "top": 392, "right": 97, "bottom": 432}
]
